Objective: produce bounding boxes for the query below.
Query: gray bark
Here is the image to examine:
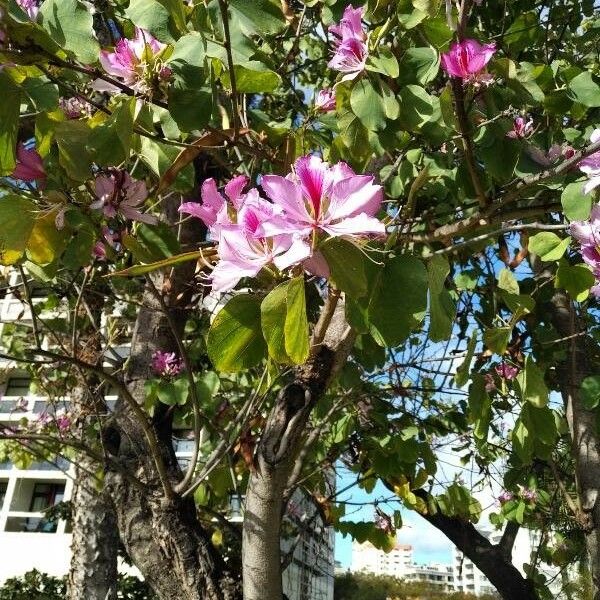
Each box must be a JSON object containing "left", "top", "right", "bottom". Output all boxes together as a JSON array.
[
  {"left": 242, "top": 300, "right": 353, "bottom": 600},
  {"left": 549, "top": 290, "right": 600, "bottom": 600}
]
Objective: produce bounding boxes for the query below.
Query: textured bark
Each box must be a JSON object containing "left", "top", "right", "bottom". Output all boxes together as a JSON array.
[
  {"left": 242, "top": 301, "right": 353, "bottom": 600},
  {"left": 548, "top": 290, "right": 600, "bottom": 600},
  {"left": 103, "top": 194, "right": 242, "bottom": 600}
]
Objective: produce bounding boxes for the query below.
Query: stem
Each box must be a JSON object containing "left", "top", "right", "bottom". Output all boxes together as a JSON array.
[{"left": 218, "top": 0, "right": 240, "bottom": 139}]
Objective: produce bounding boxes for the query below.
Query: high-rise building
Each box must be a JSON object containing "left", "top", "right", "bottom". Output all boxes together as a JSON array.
[{"left": 0, "top": 269, "right": 334, "bottom": 599}]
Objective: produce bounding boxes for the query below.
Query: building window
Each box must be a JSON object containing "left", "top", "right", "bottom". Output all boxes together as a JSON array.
[
  {"left": 0, "top": 481, "right": 7, "bottom": 508},
  {"left": 29, "top": 482, "right": 65, "bottom": 512},
  {"left": 4, "top": 376, "right": 31, "bottom": 397}
]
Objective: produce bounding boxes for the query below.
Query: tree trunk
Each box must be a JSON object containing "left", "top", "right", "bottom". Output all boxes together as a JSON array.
[
  {"left": 104, "top": 193, "right": 242, "bottom": 600},
  {"left": 549, "top": 290, "right": 600, "bottom": 600},
  {"left": 242, "top": 299, "right": 353, "bottom": 600}
]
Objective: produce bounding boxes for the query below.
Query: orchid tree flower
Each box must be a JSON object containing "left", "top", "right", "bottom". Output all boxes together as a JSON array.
[
  {"left": 91, "top": 170, "right": 157, "bottom": 224},
  {"left": 12, "top": 143, "right": 46, "bottom": 186},
  {"left": 579, "top": 129, "right": 600, "bottom": 194},
  {"left": 94, "top": 27, "right": 170, "bottom": 92},
  {"left": 571, "top": 202, "right": 600, "bottom": 297},
  {"left": 16, "top": 0, "right": 39, "bottom": 20},
  {"left": 327, "top": 5, "right": 368, "bottom": 81},
  {"left": 441, "top": 39, "right": 496, "bottom": 81},
  {"left": 258, "top": 155, "right": 385, "bottom": 240},
  {"left": 506, "top": 117, "right": 533, "bottom": 139},
  {"left": 314, "top": 89, "right": 336, "bottom": 112}
]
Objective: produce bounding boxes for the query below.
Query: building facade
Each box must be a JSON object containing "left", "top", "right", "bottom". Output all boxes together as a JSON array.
[{"left": 0, "top": 270, "right": 334, "bottom": 599}]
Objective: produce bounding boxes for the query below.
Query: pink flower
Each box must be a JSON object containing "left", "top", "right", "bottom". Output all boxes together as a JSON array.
[
  {"left": 495, "top": 363, "right": 519, "bottom": 380},
  {"left": 506, "top": 117, "right": 533, "bottom": 139},
  {"left": 521, "top": 488, "right": 537, "bottom": 502},
  {"left": 580, "top": 129, "right": 600, "bottom": 194},
  {"left": 151, "top": 350, "right": 184, "bottom": 378},
  {"left": 441, "top": 39, "right": 496, "bottom": 81},
  {"left": 94, "top": 28, "right": 167, "bottom": 92},
  {"left": 59, "top": 97, "right": 92, "bottom": 119},
  {"left": 498, "top": 491, "right": 514, "bottom": 504},
  {"left": 315, "top": 89, "right": 336, "bottom": 112},
  {"left": 55, "top": 409, "right": 71, "bottom": 433},
  {"left": 12, "top": 143, "right": 46, "bottom": 186},
  {"left": 16, "top": 0, "right": 39, "bottom": 20},
  {"left": 328, "top": 5, "right": 368, "bottom": 80},
  {"left": 179, "top": 175, "right": 249, "bottom": 233},
  {"left": 91, "top": 170, "right": 157, "bottom": 224},
  {"left": 258, "top": 155, "right": 385, "bottom": 240}
]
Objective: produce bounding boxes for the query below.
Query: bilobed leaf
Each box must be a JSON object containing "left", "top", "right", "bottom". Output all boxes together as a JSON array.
[
  {"left": 562, "top": 181, "right": 592, "bottom": 221},
  {"left": 0, "top": 73, "right": 21, "bottom": 175},
  {"left": 221, "top": 62, "right": 281, "bottom": 93},
  {"left": 528, "top": 232, "right": 571, "bottom": 262},
  {"left": 261, "top": 281, "right": 291, "bottom": 364},
  {"left": 39, "top": 0, "right": 100, "bottom": 63},
  {"left": 512, "top": 418, "right": 533, "bottom": 463},
  {"left": 427, "top": 255, "right": 456, "bottom": 341},
  {"left": 468, "top": 375, "right": 491, "bottom": 441},
  {"left": 88, "top": 98, "right": 136, "bottom": 166},
  {"left": 366, "top": 47, "right": 399, "bottom": 78},
  {"left": 580, "top": 376, "right": 600, "bottom": 410},
  {"left": 555, "top": 262, "right": 595, "bottom": 302},
  {"left": 484, "top": 327, "right": 511, "bottom": 355},
  {"left": 55, "top": 120, "right": 92, "bottom": 181},
  {"left": 228, "top": 0, "right": 286, "bottom": 36},
  {"left": 568, "top": 71, "right": 600, "bottom": 107},
  {"left": 156, "top": 378, "right": 189, "bottom": 406},
  {"left": 497, "top": 268, "right": 519, "bottom": 295},
  {"left": 320, "top": 238, "right": 368, "bottom": 299},
  {"left": 398, "top": 85, "right": 434, "bottom": 131},
  {"left": 208, "top": 295, "right": 267, "bottom": 372},
  {"left": 0, "top": 196, "right": 36, "bottom": 265},
  {"left": 397, "top": 47, "right": 440, "bottom": 86},
  {"left": 521, "top": 404, "right": 557, "bottom": 445},
  {"left": 516, "top": 356, "right": 548, "bottom": 408},
  {"left": 26, "top": 208, "right": 67, "bottom": 265},
  {"left": 125, "top": 0, "right": 175, "bottom": 43},
  {"left": 350, "top": 78, "right": 387, "bottom": 132}
]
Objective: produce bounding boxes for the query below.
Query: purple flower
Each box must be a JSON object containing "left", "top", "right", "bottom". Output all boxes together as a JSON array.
[
  {"left": 55, "top": 409, "right": 71, "bottom": 433},
  {"left": 315, "top": 89, "right": 336, "bottom": 112},
  {"left": 91, "top": 170, "right": 157, "bottom": 224},
  {"left": 16, "top": 0, "right": 39, "bottom": 20},
  {"left": 94, "top": 28, "right": 167, "bottom": 92},
  {"left": 521, "top": 488, "right": 537, "bottom": 502},
  {"left": 506, "top": 117, "right": 533, "bottom": 139},
  {"left": 441, "top": 39, "right": 496, "bottom": 81},
  {"left": 152, "top": 351, "right": 184, "bottom": 378},
  {"left": 579, "top": 129, "right": 600, "bottom": 194},
  {"left": 495, "top": 363, "right": 519, "bottom": 380},
  {"left": 258, "top": 155, "right": 385, "bottom": 239},
  {"left": 328, "top": 5, "right": 368, "bottom": 81},
  {"left": 12, "top": 143, "right": 46, "bottom": 186},
  {"left": 498, "top": 491, "right": 514, "bottom": 504},
  {"left": 59, "top": 97, "right": 92, "bottom": 119}
]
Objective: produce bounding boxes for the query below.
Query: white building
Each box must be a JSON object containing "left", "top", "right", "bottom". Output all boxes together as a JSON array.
[{"left": 0, "top": 270, "right": 334, "bottom": 599}]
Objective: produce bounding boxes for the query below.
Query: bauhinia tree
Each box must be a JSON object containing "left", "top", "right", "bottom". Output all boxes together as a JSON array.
[{"left": 0, "top": 0, "right": 599, "bottom": 599}]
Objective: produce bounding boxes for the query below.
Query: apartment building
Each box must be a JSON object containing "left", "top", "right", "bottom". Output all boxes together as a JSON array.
[{"left": 0, "top": 270, "right": 334, "bottom": 599}]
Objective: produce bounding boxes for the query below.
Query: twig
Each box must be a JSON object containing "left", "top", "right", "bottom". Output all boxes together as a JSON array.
[{"left": 218, "top": 0, "right": 240, "bottom": 139}]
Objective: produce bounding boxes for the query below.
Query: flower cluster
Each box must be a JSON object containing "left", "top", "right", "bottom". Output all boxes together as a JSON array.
[
  {"left": 11, "top": 143, "right": 46, "bottom": 187},
  {"left": 579, "top": 129, "right": 600, "bottom": 194},
  {"left": 94, "top": 27, "right": 171, "bottom": 93},
  {"left": 521, "top": 487, "right": 537, "bottom": 502},
  {"left": 91, "top": 169, "right": 157, "bottom": 225},
  {"left": 152, "top": 350, "right": 184, "bottom": 378},
  {"left": 327, "top": 5, "right": 368, "bottom": 81},
  {"left": 570, "top": 203, "right": 600, "bottom": 297},
  {"left": 498, "top": 490, "right": 514, "bottom": 504},
  {"left": 441, "top": 39, "right": 496, "bottom": 82},
  {"left": 506, "top": 117, "right": 533, "bottom": 139},
  {"left": 495, "top": 363, "right": 519, "bottom": 380},
  {"left": 59, "top": 97, "right": 93, "bottom": 119},
  {"left": 180, "top": 155, "right": 385, "bottom": 293}
]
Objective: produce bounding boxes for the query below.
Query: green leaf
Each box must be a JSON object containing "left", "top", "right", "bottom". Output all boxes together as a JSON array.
[
  {"left": 168, "top": 85, "right": 213, "bottom": 132},
  {"left": 110, "top": 251, "right": 203, "bottom": 277},
  {"left": 468, "top": 374, "right": 491, "bottom": 441},
  {"left": 454, "top": 270, "right": 478, "bottom": 290},
  {"left": 0, "top": 196, "right": 35, "bottom": 265},
  {"left": 568, "top": 72, "right": 600, "bottom": 108},
  {"left": 228, "top": 0, "right": 286, "bottom": 36},
  {"left": 455, "top": 331, "right": 477, "bottom": 388},
  {"left": 368, "top": 255, "right": 428, "bottom": 347},
  {"left": 26, "top": 209, "right": 67, "bottom": 265},
  {"left": 168, "top": 32, "right": 206, "bottom": 84},
  {"left": 88, "top": 98, "right": 135, "bottom": 166},
  {"left": 516, "top": 356, "right": 548, "bottom": 408},
  {"left": 125, "top": 0, "right": 175, "bottom": 43},
  {"left": 427, "top": 255, "right": 455, "bottom": 341},
  {"left": 221, "top": 62, "right": 281, "bottom": 93},
  {"left": 39, "top": 0, "right": 100, "bottom": 63},
  {"left": 208, "top": 295, "right": 266, "bottom": 372},
  {"left": 55, "top": 120, "right": 92, "bottom": 181},
  {"left": 521, "top": 404, "right": 557, "bottom": 445},
  {"left": 562, "top": 181, "right": 592, "bottom": 221},
  {"left": 581, "top": 376, "right": 600, "bottom": 410},
  {"left": 320, "top": 238, "right": 368, "bottom": 299},
  {"left": 528, "top": 232, "right": 571, "bottom": 262},
  {"left": 555, "top": 262, "right": 595, "bottom": 302},
  {"left": 398, "top": 85, "right": 434, "bottom": 131},
  {"left": 285, "top": 277, "right": 310, "bottom": 364},
  {"left": 156, "top": 378, "right": 189, "bottom": 406},
  {"left": 484, "top": 327, "right": 511, "bottom": 355},
  {"left": 0, "top": 73, "right": 21, "bottom": 175},
  {"left": 504, "top": 13, "right": 541, "bottom": 54},
  {"left": 20, "top": 77, "right": 59, "bottom": 112},
  {"left": 350, "top": 78, "right": 387, "bottom": 132},
  {"left": 366, "top": 47, "right": 399, "bottom": 78},
  {"left": 196, "top": 371, "right": 220, "bottom": 401},
  {"left": 137, "top": 136, "right": 194, "bottom": 192},
  {"left": 512, "top": 418, "right": 533, "bottom": 463},
  {"left": 261, "top": 277, "right": 309, "bottom": 365},
  {"left": 397, "top": 47, "right": 439, "bottom": 86},
  {"left": 498, "top": 268, "right": 519, "bottom": 295}
]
